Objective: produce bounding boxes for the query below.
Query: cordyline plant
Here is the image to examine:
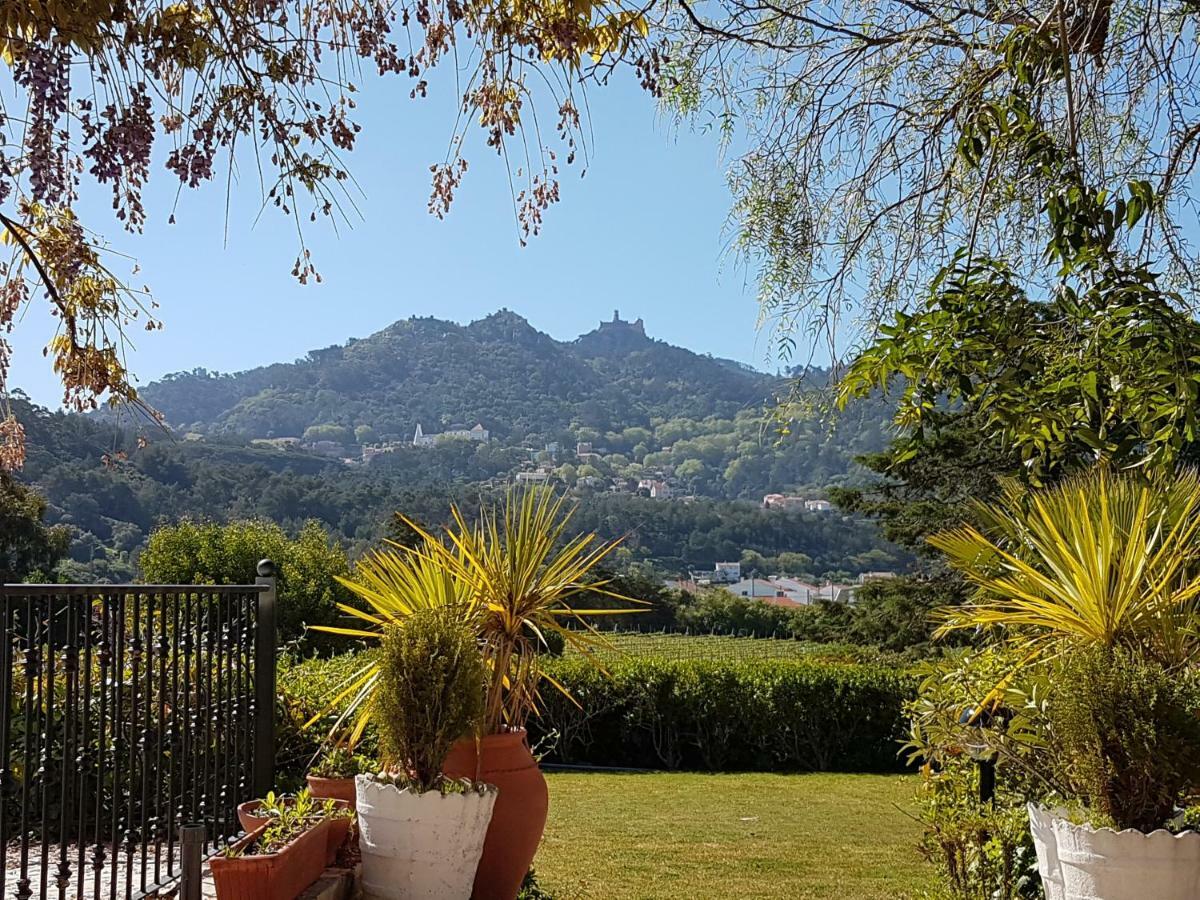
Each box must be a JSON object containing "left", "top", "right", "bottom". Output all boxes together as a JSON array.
[
  {"left": 915, "top": 468, "right": 1200, "bottom": 832},
  {"left": 310, "top": 486, "right": 644, "bottom": 747},
  {"left": 0, "top": 2, "right": 659, "bottom": 469},
  {"left": 929, "top": 467, "right": 1200, "bottom": 693}
]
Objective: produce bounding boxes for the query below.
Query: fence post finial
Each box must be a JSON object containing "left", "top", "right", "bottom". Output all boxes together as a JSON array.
[{"left": 256, "top": 558, "right": 277, "bottom": 578}]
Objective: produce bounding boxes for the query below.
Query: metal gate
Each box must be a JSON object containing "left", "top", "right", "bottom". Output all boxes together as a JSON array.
[{"left": 0, "top": 566, "right": 277, "bottom": 900}]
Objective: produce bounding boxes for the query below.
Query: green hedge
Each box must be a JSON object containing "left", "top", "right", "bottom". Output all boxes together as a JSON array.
[
  {"left": 280, "top": 651, "right": 915, "bottom": 775},
  {"left": 530, "top": 657, "right": 916, "bottom": 772},
  {"left": 276, "top": 650, "right": 381, "bottom": 784}
]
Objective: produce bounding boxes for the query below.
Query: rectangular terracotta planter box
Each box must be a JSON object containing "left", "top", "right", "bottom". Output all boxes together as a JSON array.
[
  {"left": 210, "top": 818, "right": 332, "bottom": 900},
  {"left": 238, "top": 798, "right": 354, "bottom": 867}
]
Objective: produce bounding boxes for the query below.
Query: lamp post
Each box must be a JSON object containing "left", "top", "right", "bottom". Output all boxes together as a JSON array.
[{"left": 959, "top": 706, "right": 998, "bottom": 804}]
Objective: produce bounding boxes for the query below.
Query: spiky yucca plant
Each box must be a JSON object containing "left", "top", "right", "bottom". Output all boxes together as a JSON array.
[
  {"left": 310, "top": 487, "right": 642, "bottom": 745},
  {"left": 930, "top": 467, "right": 1200, "bottom": 670}
]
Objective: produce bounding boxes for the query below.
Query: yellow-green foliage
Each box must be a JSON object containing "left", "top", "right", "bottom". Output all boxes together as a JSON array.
[
  {"left": 312, "top": 487, "right": 642, "bottom": 745},
  {"left": 931, "top": 468, "right": 1200, "bottom": 667}
]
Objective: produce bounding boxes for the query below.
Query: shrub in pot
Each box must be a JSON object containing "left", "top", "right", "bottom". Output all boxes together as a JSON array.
[
  {"left": 212, "top": 796, "right": 332, "bottom": 900},
  {"left": 930, "top": 469, "right": 1200, "bottom": 900},
  {"left": 307, "top": 746, "right": 375, "bottom": 810},
  {"left": 357, "top": 608, "right": 497, "bottom": 900},
  {"left": 313, "top": 487, "right": 645, "bottom": 900}
]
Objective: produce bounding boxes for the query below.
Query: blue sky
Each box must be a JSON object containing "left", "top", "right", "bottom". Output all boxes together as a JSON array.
[{"left": 8, "top": 70, "right": 795, "bottom": 409}]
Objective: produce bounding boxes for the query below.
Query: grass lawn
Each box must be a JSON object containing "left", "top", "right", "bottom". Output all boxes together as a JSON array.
[{"left": 534, "top": 771, "right": 934, "bottom": 900}]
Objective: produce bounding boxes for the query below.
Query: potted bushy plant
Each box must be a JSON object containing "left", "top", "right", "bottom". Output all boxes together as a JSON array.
[
  {"left": 211, "top": 797, "right": 332, "bottom": 900},
  {"left": 307, "top": 746, "right": 375, "bottom": 809},
  {"left": 930, "top": 469, "right": 1200, "bottom": 900},
  {"left": 313, "top": 486, "right": 645, "bottom": 900},
  {"left": 356, "top": 608, "right": 497, "bottom": 900}
]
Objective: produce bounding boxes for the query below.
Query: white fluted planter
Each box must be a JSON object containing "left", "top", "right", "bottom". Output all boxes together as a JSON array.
[
  {"left": 356, "top": 775, "right": 498, "bottom": 900},
  {"left": 1029, "top": 804, "right": 1200, "bottom": 900}
]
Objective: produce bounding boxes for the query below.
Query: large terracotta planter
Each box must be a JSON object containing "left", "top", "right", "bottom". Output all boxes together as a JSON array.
[
  {"left": 210, "top": 818, "right": 331, "bottom": 900},
  {"left": 442, "top": 729, "right": 549, "bottom": 900},
  {"left": 308, "top": 774, "right": 358, "bottom": 810},
  {"left": 237, "top": 798, "right": 353, "bottom": 867},
  {"left": 1029, "top": 803, "right": 1200, "bottom": 900},
  {"left": 356, "top": 775, "right": 497, "bottom": 899}
]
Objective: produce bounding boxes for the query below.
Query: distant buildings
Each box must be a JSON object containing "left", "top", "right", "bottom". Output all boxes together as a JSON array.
[
  {"left": 637, "top": 478, "right": 673, "bottom": 500},
  {"left": 691, "top": 561, "right": 744, "bottom": 584},
  {"left": 762, "top": 493, "right": 805, "bottom": 510},
  {"left": 413, "top": 422, "right": 489, "bottom": 448},
  {"left": 666, "top": 568, "right": 867, "bottom": 606},
  {"left": 762, "top": 494, "right": 833, "bottom": 512},
  {"left": 308, "top": 440, "right": 349, "bottom": 458},
  {"left": 726, "top": 576, "right": 858, "bottom": 605},
  {"left": 575, "top": 441, "right": 603, "bottom": 463},
  {"left": 857, "top": 571, "right": 897, "bottom": 585}
]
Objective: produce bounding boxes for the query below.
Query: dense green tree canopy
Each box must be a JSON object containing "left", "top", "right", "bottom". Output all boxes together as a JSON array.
[
  {"left": 139, "top": 519, "right": 353, "bottom": 646},
  {"left": 0, "top": 472, "right": 68, "bottom": 583}
]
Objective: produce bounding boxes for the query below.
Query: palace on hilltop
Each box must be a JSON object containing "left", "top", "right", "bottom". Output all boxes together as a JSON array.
[{"left": 597, "top": 310, "right": 646, "bottom": 336}]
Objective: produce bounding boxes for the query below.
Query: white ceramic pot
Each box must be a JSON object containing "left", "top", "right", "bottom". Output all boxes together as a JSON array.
[
  {"left": 356, "top": 775, "right": 498, "bottom": 900},
  {"left": 1028, "top": 803, "right": 1200, "bottom": 900}
]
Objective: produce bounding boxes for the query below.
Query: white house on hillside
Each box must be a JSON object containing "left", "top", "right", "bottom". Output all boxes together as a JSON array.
[{"left": 413, "top": 422, "right": 490, "bottom": 447}]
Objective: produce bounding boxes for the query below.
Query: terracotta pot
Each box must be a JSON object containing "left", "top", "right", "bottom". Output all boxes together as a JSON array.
[
  {"left": 237, "top": 798, "right": 353, "bottom": 867},
  {"left": 442, "top": 729, "right": 548, "bottom": 900},
  {"left": 307, "top": 774, "right": 358, "bottom": 810},
  {"left": 210, "top": 818, "right": 331, "bottom": 900}
]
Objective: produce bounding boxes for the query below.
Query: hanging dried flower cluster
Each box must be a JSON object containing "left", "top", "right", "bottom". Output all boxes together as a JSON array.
[{"left": 0, "top": 0, "right": 661, "bottom": 469}]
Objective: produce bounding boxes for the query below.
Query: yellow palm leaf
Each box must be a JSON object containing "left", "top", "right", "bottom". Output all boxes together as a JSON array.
[{"left": 931, "top": 468, "right": 1200, "bottom": 667}]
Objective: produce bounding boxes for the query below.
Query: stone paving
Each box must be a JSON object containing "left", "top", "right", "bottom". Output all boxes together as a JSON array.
[
  {"left": 4, "top": 849, "right": 358, "bottom": 899},
  {"left": 3, "top": 844, "right": 182, "bottom": 899},
  {"left": 6, "top": 839, "right": 359, "bottom": 899}
]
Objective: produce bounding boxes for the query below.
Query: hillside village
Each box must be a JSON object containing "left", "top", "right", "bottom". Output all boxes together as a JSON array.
[
  {"left": 146, "top": 310, "right": 895, "bottom": 510},
  {"left": 257, "top": 422, "right": 840, "bottom": 511},
  {"left": 670, "top": 561, "right": 895, "bottom": 608}
]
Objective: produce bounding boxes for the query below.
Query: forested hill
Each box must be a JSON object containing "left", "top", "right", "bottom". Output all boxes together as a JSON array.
[
  {"left": 10, "top": 311, "right": 904, "bottom": 582},
  {"left": 136, "top": 310, "right": 781, "bottom": 439}
]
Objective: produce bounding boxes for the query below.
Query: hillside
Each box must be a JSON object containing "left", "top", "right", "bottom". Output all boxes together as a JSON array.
[
  {"left": 136, "top": 310, "right": 779, "bottom": 439},
  {"left": 10, "top": 310, "right": 904, "bottom": 582},
  {"left": 11, "top": 393, "right": 908, "bottom": 584}
]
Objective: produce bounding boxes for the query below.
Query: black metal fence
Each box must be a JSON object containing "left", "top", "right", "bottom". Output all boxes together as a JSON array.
[{"left": 0, "top": 570, "right": 277, "bottom": 900}]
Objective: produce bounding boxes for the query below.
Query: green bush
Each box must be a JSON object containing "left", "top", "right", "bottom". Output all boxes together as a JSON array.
[
  {"left": 1047, "top": 646, "right": 1200, "bottom": 831},
  {"left": 277, "top": 650, "right": 381, "bottom": 783},
  {"left": 904, "top": 648, "right": 1047, "bottom": 900},
  {"left": 374, "top": 611, "right": 486, "bottom": 789},
  {"left": 279, "top": 651, "right": 915, "bottom": 775},
  {"left": 530, "top": 656, "right": 916, "bottom": 772},
  {"left": 140, "top": 519, "right": 353, "bottom": 647}
]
